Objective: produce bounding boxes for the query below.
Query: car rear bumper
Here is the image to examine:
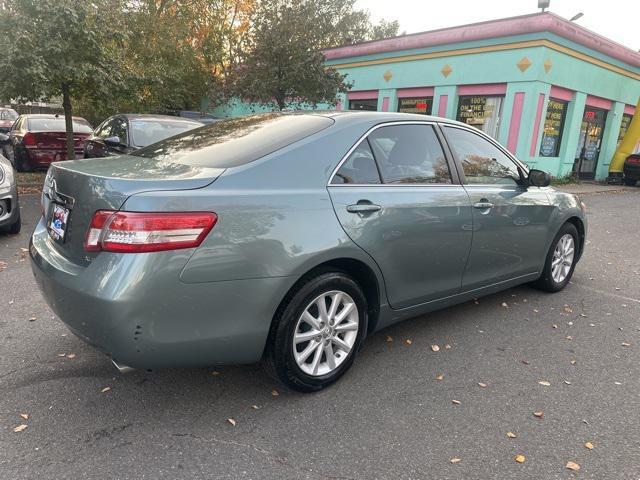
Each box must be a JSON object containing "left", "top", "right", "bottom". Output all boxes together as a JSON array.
[
  {"left": 24, "top": 149, "right": 84, "bottom": 169},
  {"left": 623, "top": 164, "right": 640, "bottom": 178},
  {"left": 29, "top": 217, "right": 293, "bottom": 369},
  {"left": 0, "top": 183, "right": 19, "bottom": 228}
]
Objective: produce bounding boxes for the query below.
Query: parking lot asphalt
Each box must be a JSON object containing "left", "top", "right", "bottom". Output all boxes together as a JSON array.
[{"left": 1, "top": 191, "right": 639, "bottom": 480}]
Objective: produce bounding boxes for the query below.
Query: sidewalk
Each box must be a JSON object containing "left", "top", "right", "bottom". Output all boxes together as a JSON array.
[{"left": 554, "top": 181, "right": 636, "bottom": 195}]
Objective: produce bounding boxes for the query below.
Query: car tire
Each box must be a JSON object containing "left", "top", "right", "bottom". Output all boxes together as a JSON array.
[
  {"left": 263, "top": 271, "right": 368, "bottom": 392},
  {"left": 531, "top": 222, "right": 579, "bottom": 293},
  {"left": 6, "top": 211, "right": 21, "bottom": 234},
  {"left": 623, "top": 176, "right": 637, "bottom": 187},
  {"left": 15, "top": 150, "right": 31, "bottom": 173}
]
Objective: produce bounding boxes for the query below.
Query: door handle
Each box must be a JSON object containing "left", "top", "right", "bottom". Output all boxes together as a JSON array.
[
  {"left": 347, "top": 203, "right": 382, "bottom": 213},
  {"left": 473, "top": 202, "right": 494, "bottom": 209}
]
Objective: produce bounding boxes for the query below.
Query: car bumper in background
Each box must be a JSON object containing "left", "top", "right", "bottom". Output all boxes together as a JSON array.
[
  {"left": 25, "top": 149, "right": 85, "bottom": 169},
  {"left": 29, "top": 217, "right": 294, "bottom": 369},
  {"left": 0, "top": 183, "right": 19, "bottom": 228}
]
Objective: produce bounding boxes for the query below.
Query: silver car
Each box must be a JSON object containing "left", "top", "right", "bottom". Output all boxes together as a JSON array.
[
  {"left": 30, "top": 112, "right": 586, "bottom": 391},
  {"left": 0, "top": 139, "right": 20, "bottom": 234}
]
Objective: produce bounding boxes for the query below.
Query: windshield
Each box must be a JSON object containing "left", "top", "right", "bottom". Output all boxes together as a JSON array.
[
  {"left": 28, "top": 117, "right": 93, "bottom": 133},
  {"left": 133, "top": 113, "right": 334, "bottom": 168},
  {"left": 0, "top": 109, "right": 18, "bottom": 121},
  {"left": 130, "top": 119, "right": 202, "bottom": 147}
]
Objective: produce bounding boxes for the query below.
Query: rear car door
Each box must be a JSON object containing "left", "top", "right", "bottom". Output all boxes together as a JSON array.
[
  {"left": 328, "top": 122, "right": 473, "bottom": 310},
  {"left": 441, "top": 125, "right": 553, "bottom": 290}
]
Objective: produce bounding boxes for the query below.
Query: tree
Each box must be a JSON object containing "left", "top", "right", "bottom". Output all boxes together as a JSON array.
[{"left": 0, "top": 0, "right": 128, "bottom": 160}]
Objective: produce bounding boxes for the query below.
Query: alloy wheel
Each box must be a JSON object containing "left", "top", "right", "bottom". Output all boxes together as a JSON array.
[
  {"left": 292, "top": 290, "right": 359, "bottom": 376},
  {"left": 551, "top": 233, "right": 575, "bottom": 283}
]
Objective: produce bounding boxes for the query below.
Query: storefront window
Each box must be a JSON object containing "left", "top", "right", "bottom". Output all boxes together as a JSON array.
[
  {"left": 456, "top": 96, "right": 503, "bottom": 139},
  {"left": 398, "top": 97, "right": 433, "bottom": 115},
  {"left": 349, "top": 99, "right": 378, "bottom": 111},
  {"left": 539, "top": 98, "right": 568, "bottom": 157},
  {"left": 617, "top": 113, "right": 633, "bottom": 147}
]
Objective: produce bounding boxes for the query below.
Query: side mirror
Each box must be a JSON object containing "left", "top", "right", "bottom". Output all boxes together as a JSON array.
[
  {"left": 103, "top": 135, "right": 122, "bottom": 147},
  {"left": 528, "top": 168, "right": 551, "bottom": 187}
]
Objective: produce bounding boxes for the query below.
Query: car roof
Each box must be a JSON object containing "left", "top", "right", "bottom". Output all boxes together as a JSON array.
[
  {"left": 119, "top": 114, "right": 202, "bottom": 123},
  {"left": 311, "top": 110, "right": 468, "bottom": 128}
]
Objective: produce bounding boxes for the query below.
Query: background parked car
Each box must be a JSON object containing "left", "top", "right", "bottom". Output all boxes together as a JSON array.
[
  {"left": 8, "top": 114, "right": 93, "bottom": 171},
  {"left": 84, "top": 114, "right": 203, "bottom": 158},
  {"left": 623, "top": 154, "right": 640, "bottom": 186},
  {"left": 0, "top": 107, "right": 19, "bottom": 133},
  {"left": 0, "top": 148, "right": 20, "bottom": 234}
]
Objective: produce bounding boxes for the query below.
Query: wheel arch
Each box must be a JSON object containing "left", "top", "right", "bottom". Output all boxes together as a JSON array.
[{"left": 565, "top": 216, "right": 586, "bottom": 260}]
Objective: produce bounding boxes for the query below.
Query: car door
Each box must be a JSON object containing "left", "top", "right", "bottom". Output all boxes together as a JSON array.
[
  {"left": 108, "top": 116, "right": 132, "bottom": 155},
  {"left": 85, "top": 118, "right": 115, "bottom": 158},
  {"left": 328, "top": 122, "right": 473, "bottom": 310},
  {"left": 441, "top": 125, "right": 554, "bottom": 291},
  {"left": 9, "top": 117, "right": 25, "bottom": 164}
]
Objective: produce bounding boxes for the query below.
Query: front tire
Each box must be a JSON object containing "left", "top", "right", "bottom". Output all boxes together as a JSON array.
[
  {"left": 532, "top": 223, "right": 579, "bottom": 292},
  {"left": 264, "top": 271, "right": 368, "bottom": 392},
  {"left": 624, "top": 176, "right": 637, "bottom": 187}
]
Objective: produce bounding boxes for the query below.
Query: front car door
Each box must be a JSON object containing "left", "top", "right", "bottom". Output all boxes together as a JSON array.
[
  {"left": 85, "top": 118, "right": 115, "bottom": 158},
  {"left": 328, "top": 122, "right": 473, "bottom": 310},
  {"left": 441, "top": 125, "right": 553, "bottom": 291}
]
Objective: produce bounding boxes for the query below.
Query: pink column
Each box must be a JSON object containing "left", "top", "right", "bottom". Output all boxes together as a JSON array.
[
  {"left": 381, "top": 97, "right": 390, "bottom": 112},
  {"left": 437, "top": 95, "right": 448, "bottom": 117},
  {"left": 530, "top": 93, "right": 546, "bottom": 156},
  {"left": 507, "top": 92, "right": 525, "bottom": 154}
]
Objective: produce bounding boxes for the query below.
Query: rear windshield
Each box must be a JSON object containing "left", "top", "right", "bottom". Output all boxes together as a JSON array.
[
  {"left": 133, "top": 113, "right": 334, "bottom": 168},
  {"left": 0, "top": 109, "right": 18, "bottom": 121},
  {"left": 28, "top": 117, "right": 93, "bottom": 133},
  {"left": 130, "top": 119, "right": 202, "bottom": 147}
]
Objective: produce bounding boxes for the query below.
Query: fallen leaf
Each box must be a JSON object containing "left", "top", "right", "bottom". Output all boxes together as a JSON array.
[
  {"left": 474, "top": 299, "right": 479, "bottom": 305},
  {"left": 211, "top": 370, "right": 221, "bottom": 376},
  {"left": 251, "top": 405, "right": 260, "bottom": 410},
  {"left": 451, "top": 399, "right": 461, "bottom": 405},
  {"left": 564, "top": 380, "right": 572, "bottom": 385},
  {"left": 501, "top": 302, "right": 508, "bottom": 308},
  {"left": 13, "top": 424, "right": 28, "bottom": 433},
  {"left": 506, "top": 432, "right": 517, "bottom": 438},
  {"left": 450, "top": 457, "right": 461, "bottom": 464},
  {"left": 444, "top": 344, "right": 452, "bottom": 349},
  {"left": 436, "top": 374, "right": 444, "bottom": 381},
  {"left": 431, "top": 344, "right": 440, "bottom": 352},
  {"left": 571, "top": 359, "right": 577, "bottom": 365},
  {"left": 227, "top": 418, "right": 236, "bottom": 426},
  {"left": 538, "top": 380, "right": 551, "bottom": 386},
  {"left": 478, "top": 382, "right": 487, "bottom": 388},
  {"left": 614, "top": 381, "right": 622, "bottom": 385},
  {"left": 271, "top": 389, "right": 279, "bottom": 396},
  {"left": 552, "top": 324, "right": 558, "bottom": 329},
  {"left": 405, "top": 339, "right": 412, "bottom": 345},
  {"left": 585, "top": 442, "right": 594, "bottom": 450},
  {"left": 566, "top": 335, "right": 573, "bottom": 340},
  {"left": 533, "top": 411, "right": 544, "bottom": 418},
  {"left": 515, "top": 454, "right": 526, "bottom": 463},
  {"left": 19, "top": 413, "right": 29, "bottom": 420},
  {"left": 66, "top": 353, "right": 76, "bottom": 359},
  {"left": 533, "top": 309, "right": 539, "bottom": 313},
  {"left": 57, "top": 353, "right": 66, "bottom": 357},
  {"left": 100, "top": 386, "right": 111, "bottom": 393},
  {"left": 385, "top": 336, "right": 393, "bottom": 342},
  {"left": 564, "top": 306, "right": 573, "bottom": 313},
  {"left": 621, "top": 342, "right": 631, "bottom": 347},
  {"left": 28, "top": 317, "right": 36, "bottom": 322},
  {"left": 566, "top": 461, "right": 580, "bottom": 471},
  {"left": 580, "top": 313, "right": 587, "bottom": 318},
  {"left": 521, "top": 359, "right": 530, "bottom": 365}
]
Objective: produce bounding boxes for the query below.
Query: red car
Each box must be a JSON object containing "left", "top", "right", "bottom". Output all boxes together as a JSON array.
[
  {"left": 8, "top": 114, "right": 93, "bottom": 171},
  {"left": 0, "top": 108, "right": 18, "bottom": 133}
]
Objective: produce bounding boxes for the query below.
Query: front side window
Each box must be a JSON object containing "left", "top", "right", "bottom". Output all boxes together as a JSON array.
[
  {"left": 443, "top": 126, "right": 520, "bottom": 185},
  {"left": 368, "top": 125, "right": 452, "bottom": 184},
  {"left": 331, "top": 140, "right": 381, "bottom": 184},
  {"left": 95, "top": 119, "right": 114, "bottom": 138},
  {"left": 539, "top": 98, "right": 568, "bottom": 157},
  {"left": 111, "top": 117, "right": 128, "bottom": 144}
]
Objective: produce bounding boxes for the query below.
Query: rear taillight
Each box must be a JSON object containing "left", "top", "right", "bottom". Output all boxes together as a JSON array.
[
  {"left": 23, "top": 132, "right": 36, "bottom": 147},
  {"left": 84, "top": 211, "right": 217, "bottom": 253}
]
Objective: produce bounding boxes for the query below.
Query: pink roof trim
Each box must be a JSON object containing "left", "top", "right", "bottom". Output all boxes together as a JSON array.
[
  {"left": 397, "top": 87, "right": 434, "bottom": 98},
  {"left": 624, "top": 104, "right": 636, "bottom": 115},
  {"left": 586, "top": 95, "right": 613, "bottom": 110},
  {"left": 323, "top": 12, "right": 640, "bottom": 68},
  {"left": 549, "top": 86, "right": 574, "bottom": 101}
]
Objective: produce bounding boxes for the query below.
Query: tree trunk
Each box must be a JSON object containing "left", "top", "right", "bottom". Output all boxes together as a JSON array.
[{"left": 61, "top": 84, "right": 75, "bottom": 161}]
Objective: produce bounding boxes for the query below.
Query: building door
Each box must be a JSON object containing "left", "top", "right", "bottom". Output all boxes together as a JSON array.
[{"left": 574, "top": 107, "right": 607, "bottom": 179}]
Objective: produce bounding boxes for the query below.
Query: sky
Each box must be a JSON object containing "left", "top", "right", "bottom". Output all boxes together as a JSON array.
[{"left": 358, "top": 0, "right": 640, "bottom": 51}]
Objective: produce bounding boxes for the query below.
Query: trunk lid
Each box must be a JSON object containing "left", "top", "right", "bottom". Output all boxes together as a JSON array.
[{"left": 42, "top": 155, "right": 224, "bottom": 265}]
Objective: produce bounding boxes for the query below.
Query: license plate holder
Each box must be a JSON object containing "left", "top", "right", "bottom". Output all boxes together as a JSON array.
[{"left": 48, "top": 203, "right": 70, "bottom": 243}]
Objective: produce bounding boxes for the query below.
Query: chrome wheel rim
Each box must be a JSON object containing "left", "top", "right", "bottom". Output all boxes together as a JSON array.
[
  {"left": 551, "top": 234, "right": 575, "bottom": 283},
  {"left": 293, "top": 290, "right": 359, "bottom": 377}
]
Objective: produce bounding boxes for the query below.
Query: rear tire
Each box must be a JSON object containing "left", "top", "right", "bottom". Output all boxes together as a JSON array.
[
  {"left": 6, "top": 211, "right": 21, "bottom": 234},
  {"left": 263, "top": 271, "right": 368, "bottom": 392},
  {"left": 531, "top": 223, "right": 579, "bottom": 292},
  {"left": 624, "top": 176, "right": 637, "bottom": 187}
]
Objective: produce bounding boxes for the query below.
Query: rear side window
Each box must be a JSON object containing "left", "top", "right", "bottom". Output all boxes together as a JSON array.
[
  {"left": 368, "top": 125, "right": 452, "bottom": 184},
  {"left": 133, "top": 113, "right": 334, "bottom": 168},
  {"left": 331, "top": 140, "right": 381, "bottom": 184}
]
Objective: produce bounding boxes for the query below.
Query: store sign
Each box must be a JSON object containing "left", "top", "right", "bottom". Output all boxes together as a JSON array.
[
  {"left": 617, "top": 113, "right": 633, "bottom": 146},
  {"left": 539, "top": 99, "right": 568, "bottom": 157},
  {"left": 398, "top": 97, "right": 432, "bottom": 115}
]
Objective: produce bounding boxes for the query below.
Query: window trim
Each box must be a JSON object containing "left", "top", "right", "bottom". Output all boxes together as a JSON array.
[
  {"left": 328, "top": 121, "right": 461, "bottom": 187},
  {"left": 439, "top": 123, "right": 529, "bottom": 188}
]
